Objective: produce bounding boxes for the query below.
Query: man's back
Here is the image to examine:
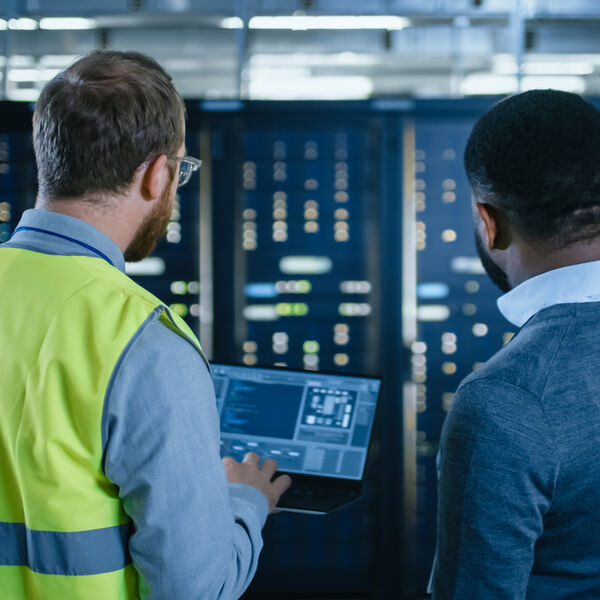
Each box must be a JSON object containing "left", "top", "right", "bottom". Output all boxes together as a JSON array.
[
  {"left": 0, "top": 209, "right": 276, "bottom": 599},
  {"left": 434, "top": 302, "right": 600, "bottom": 599},
  {"left": 0, "top": 246, "right": 157, "bottom": 597}
]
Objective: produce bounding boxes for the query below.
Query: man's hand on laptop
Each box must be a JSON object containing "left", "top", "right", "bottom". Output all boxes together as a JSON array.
[{"left": 222, "top": 452, "right": 292, "bottom": 513}]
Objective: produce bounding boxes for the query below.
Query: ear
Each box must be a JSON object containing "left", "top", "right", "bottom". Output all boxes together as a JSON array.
[
  {"left": 476, "top": 202, "right": 511, "bottom": 250},
  {"left": 140, "top": 154, "right": 169, "bottom": 201}
]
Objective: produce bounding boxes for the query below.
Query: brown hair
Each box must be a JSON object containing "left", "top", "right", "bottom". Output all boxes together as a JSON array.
[{"left": 33, "top": 50, "right": 185, "bottom": 201}]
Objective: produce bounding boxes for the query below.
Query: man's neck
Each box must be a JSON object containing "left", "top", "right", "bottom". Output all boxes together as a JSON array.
[
  {"left": 35, "top": 196, "right": 133, "bottom": 254},
  {"left": 510, "top": 237, "right": 600, "bottom": 287}
]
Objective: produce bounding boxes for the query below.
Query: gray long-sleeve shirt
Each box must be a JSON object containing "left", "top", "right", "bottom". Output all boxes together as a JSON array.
[{"left": 2, "top": 208, "right": 268, "bottom": 599}]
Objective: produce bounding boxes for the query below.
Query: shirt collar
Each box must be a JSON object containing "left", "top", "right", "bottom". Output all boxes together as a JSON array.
[
  {"left": 10, "top": 208, "right": 126, "bottom": 272},
  {"left": 497, "top": 260, "right": 600, "bottom": 327}
]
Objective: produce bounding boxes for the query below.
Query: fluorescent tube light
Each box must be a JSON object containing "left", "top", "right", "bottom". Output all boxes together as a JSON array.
[
  {"left": 7, "top": 88, "right": 40, "bottom": 102},
  {"left": 39, "top": 18, "right": 96, "bottom": 30},
  {"left": 220, "top": 17, "right": 243, "bottom": 29},
  {"left": 249, "top": 15, "right": 409, "bottom": 30},
  {"left": 250, "top": 75, "right": 373, "bottom": 100},
  {"left": 460, "top": 73, "right": 518, "bottom": 95},
  {"left": 249, "top": 67, "right": 311, "bottom": 79},
  {"left": 7, "top": 69, "right": 40, "bottom": 82},
  {"left": 522, "top": 63, "right": 593, "bottom": 75},
  {"left": 521, "top": 75, "right": 585, "bottom": 93},
  {"left": 492, "top": 54, "right": 594, "bottom": 77},
  {"left": 8, "top": 68, "right": 60, "bottom": 82},
  {"left": 250, "top": 52, "right": 379, "bottom": 67},
  {"left": 0, "top": 19, "right": 7, "bottom": 31},
  {"left": 39, "top": 55, "right": 79, "bottom": 67},
  {"left": 8, "top": 18, "right": 38, "bottom": 30},
  {"left": 7, "top": 55, "right": 35, "bottom": 67}
]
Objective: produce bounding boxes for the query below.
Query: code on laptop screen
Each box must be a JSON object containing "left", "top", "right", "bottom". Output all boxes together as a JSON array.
[{"left": 212, "top": 364, "right": 381, "bottom": 480}]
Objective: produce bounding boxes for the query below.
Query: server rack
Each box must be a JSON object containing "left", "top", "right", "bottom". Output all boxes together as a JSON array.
[
  {"left": 197, "top": 102, "right": 405, "bottom": 598},
  {"left": 403, "top": 99, "right": 518, "bottom": 592}
]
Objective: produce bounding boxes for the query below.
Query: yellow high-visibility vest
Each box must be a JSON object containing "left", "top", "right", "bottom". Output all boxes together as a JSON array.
[{"left": 0, "top": 247, "right": 202, "bottom": 599}]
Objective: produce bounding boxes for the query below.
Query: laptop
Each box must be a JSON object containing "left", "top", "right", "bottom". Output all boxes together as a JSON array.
[{"left": 211, "top": 363, "right": 382, "bottom": 514}]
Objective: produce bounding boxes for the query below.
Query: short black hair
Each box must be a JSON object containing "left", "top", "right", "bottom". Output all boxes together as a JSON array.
[
  {"left": 464, "top": 89, "right": 600, "bottom": 248},
  {"left": 33, "top": 50, "right": 185, "bottom": 201}
]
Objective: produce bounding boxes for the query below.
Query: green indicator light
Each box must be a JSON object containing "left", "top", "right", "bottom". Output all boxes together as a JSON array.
[
  {"left": 276, "top": 303, "right": 292, "bottom": 316},
  {"left": 292, "top": 303, "right": 309, "bottom": 316},
  {"left": 303, "top": 340, "right": 320, "bottom": 354},
  {"left": 169, "top": 303, "right": 189, "bottom": 317},
  {"left": 297, "top": 280, "right": 311, "bottom": 293},
  {"left": 276, "top": 302, "right": 308, "bottom": 316}
]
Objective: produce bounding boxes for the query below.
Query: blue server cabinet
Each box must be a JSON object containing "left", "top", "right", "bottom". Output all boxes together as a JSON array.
[
  {"left": 206, "top": 103, "right": 382, "bottom": 376},
  {"left": 202, "top": 102, "right": 404, "bottom": 598},
  {"left": 407, "top": 100, "right": 518, "bottom": 591}
]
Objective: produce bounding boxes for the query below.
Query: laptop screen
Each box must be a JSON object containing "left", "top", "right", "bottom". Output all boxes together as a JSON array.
[{"left": 212, "top": 364, "right": 381, "bottom": 481}]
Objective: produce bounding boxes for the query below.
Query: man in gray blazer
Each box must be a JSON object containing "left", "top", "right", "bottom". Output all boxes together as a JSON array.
[{"left": 431, "top": 90, "right": 600, "bottom": 599}]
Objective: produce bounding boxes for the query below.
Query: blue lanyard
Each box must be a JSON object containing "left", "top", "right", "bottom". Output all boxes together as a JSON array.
[{"left": 11, "top": 226, "right": 115, "bottom": 267}]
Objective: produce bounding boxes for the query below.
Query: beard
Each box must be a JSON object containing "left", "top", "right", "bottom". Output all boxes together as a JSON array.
[
  {"left": 125, "top": 184, "right": 174, "bottom": 262},
  {"left": 474, "top": 230, "right": 511, "bottom": 293}
]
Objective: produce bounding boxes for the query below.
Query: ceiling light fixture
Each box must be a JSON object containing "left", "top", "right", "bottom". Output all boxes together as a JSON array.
[
  {"left": 39, "top": 18, "right": 96, "bottom": 30},
  {"left": 250, "top": 52, "right": 379, "bottom": 67},
  {"left": 521, "top": 75, "right": 585, "bottom": 93},
  {"left": 220, "top": 17, "right": 243, "bottom": 29},
  {"left": 7, "top": 88, "right": 41, "bottom": 102},
  {"left": 249, "top": 75, "right": 374, "bottom": 100},
  {"left": 8, "top": 18, "right": 38, "bottom": 30},
  {"left": 39, "top": 55, "right": 80, "bottom": 67},
  {"left": 460, "top": 73, "right": 518, "bottom": 95},
  {"left": 249, "top": 15, "right": 409, "bottom": 30},
  {"left": 522, "top": 62, "right": 594, "bottom": 75},
  {"left": 7, "top": 68, "right": 60, "bottom": 82}
]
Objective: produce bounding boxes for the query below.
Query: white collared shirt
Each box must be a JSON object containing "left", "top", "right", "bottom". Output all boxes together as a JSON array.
[{"left": 497, "top": 260, "right": 600, "bottom": 328}]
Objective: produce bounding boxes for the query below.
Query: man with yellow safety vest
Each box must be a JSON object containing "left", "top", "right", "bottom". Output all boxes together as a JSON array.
[{"left": 0, "top": 50, "right": 291, "bottom": 599}]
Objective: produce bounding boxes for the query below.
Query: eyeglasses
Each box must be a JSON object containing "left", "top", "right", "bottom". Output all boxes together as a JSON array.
[{"left": 167, "top": 155, "right": 202, "bottom": 188}]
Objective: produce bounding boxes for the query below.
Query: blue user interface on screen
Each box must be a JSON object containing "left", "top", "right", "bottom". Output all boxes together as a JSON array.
[{"left": 212, "top": 364, "right": 380, "bottom": 480}]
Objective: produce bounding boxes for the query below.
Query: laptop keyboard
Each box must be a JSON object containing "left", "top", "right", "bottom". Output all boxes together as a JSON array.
[{"left": 278, "top": 482, "right": 359, "bottom": 512}]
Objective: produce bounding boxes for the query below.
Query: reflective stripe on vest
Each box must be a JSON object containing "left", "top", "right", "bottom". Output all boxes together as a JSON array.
[
  {"left": 0, "top": 522, "right": 130, "bottom": 575},
  {"left": 0, "top": 247, "right": 203, "bottom": 598}
]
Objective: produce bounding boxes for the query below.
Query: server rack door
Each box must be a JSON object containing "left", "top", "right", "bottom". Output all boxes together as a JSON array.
[
  {"left": 407, "top": 100, "right": 518, "bottom": 593},
  {"left": 208, "top": 102, "right": 388, "bottom": 598}
]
